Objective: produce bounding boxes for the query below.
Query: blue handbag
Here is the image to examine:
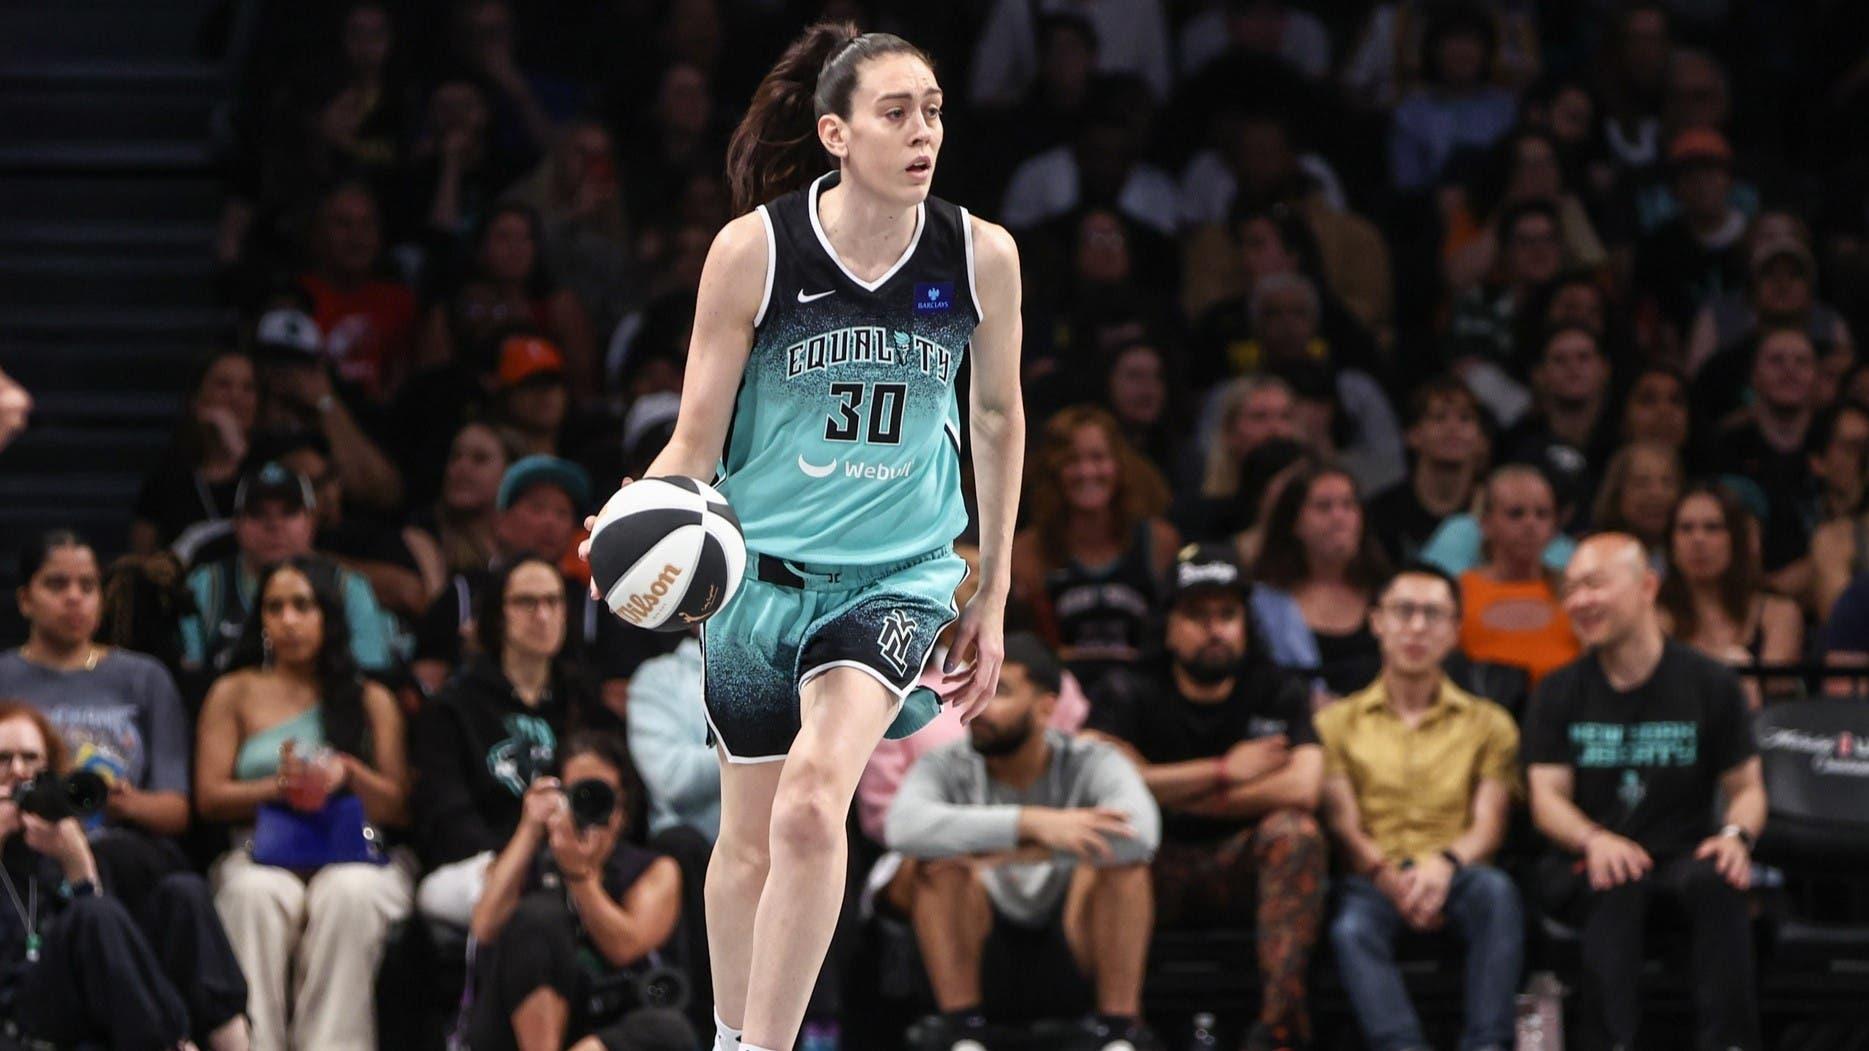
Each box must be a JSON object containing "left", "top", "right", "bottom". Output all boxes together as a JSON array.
[{"left": 250, "top": 794, "right": 385, "bottom": 871}]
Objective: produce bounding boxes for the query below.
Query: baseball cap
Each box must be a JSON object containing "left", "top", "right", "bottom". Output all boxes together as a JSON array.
[
  {"left": 498, "top": 454, "right": 591, "bottom": 512},
  {"left": 1750, "top": 232, "right": 1814, "bottom": 276},
  {"left": 1168, "top": 543, "right": 1247, "bottom": 608},
  {"left": 1667, "top": 127, "right": 1732, "bottom": 167},
  {"left": 497, "top": 334, "right": 566, "bottom": 389},
  {"left": 235, "top": 461, "right": 316, "bottom": 515},
  {"left": 254, "top": 309, "right": 323, "bottom": 358}
]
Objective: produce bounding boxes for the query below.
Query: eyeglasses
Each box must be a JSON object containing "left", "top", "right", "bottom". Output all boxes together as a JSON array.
[
  {"left": 505, "top": 593, "right": 565, "bottom": 614},
  {"left": 1378, "top": 601, "right": 1457, "bottom": 628}
]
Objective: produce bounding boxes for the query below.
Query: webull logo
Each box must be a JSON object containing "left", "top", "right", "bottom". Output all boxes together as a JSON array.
[{"left": 617, "top": 563, "right": 683, "bottom": 624}]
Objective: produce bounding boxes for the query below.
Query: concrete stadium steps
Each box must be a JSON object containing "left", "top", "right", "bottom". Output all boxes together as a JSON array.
[{"left": 0, "top": 1, "right": 224, "bottom": 66}]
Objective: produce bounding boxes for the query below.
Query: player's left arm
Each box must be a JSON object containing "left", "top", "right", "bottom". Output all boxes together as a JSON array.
[{"left": 944, "top": 216, "right": 1025, "bottom": 723}]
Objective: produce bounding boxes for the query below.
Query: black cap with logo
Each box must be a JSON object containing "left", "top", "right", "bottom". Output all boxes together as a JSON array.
[
  {"left": 1168, "top": 543, "right": 1247, "bottom": 609},
  {"left": 234, "top": 461, "right": 316, "bottom": 515}
]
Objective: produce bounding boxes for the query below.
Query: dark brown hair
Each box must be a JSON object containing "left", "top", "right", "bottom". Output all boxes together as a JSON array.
[
  {"left": 725, "top": 22, "right": 934, "bottom": 214},
  {"left": 1253, "top": 462, "right": 1390, "bottom": 592},
  {"left": 1659, "top": 482, "right": 1759, "bottom": 641}
]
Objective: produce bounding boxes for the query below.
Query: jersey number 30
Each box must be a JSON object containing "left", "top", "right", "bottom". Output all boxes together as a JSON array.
[{"left": 825, "top": 381, "right": 906, "bottom": 445}]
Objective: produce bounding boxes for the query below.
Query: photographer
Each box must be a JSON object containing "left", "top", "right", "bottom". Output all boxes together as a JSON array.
[
  {"left": 0, "top": 700, "right": 229, "bottom": 1049},
  {"left": 466, "top": 731, "right": 694, "bottom": 1051}
]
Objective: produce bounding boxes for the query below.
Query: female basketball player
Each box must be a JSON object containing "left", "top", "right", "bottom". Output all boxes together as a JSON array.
[{"left": 584, "top": 23, "right": 1023, "bottom": 1051}]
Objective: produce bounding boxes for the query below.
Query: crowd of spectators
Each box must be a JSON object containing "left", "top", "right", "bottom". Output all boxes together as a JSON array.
[{"left": 5, "top": 0, "right": 1869, "bottom": 1048}]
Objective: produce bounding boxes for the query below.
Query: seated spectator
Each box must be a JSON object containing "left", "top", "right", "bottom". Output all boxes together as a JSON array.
[
  {"left": 1087, "top": 545, "right": 1324, "bottom": 1050},
  {"left": 1318, "top": 564, "right": 1522, "bottom": 1051},
  {"left": 249, "top": 307, "right": 406, "bottom": 513},
  {"left": 1632, "top": 128, "right": 1748, "bottom": 347},
  {"left": 131, "top": 349, "right": 259, "bottom": 555},
  {"left": 500, "top": 118, "right": 638, "bottom": 341},
  {"left": 0, "top": 702, "right": 235, "bottom": 1049},
  {"left": 1443, "top": 127, "right": 1608, "bottom": 294},
  {"left": 1619, "top": 363, "right": 1693, "bottom": 466},
  {"left": 274, "top": 431, "right": 442, "bottom": 619},
  {"left": 1806, "top": 401, "right": 1869, "bottom": 618},
  {"left": 1443, "top": 202, "right": 1569, "bottom": 425},
  {"left": 465, "top": 732, "right": 694, "bottom": 1051},
  {"left": 1524, "top": 533, "right": 1766, "bottom": 1051},
  {"left": 1011, "top": 406, "right": 1177, "bottom": 695},
  {"left": 180, "top": 461, "right": 397, "bottom": 678},
  {"left": 292, "top": 1, "right": 409, "bottom": 206},
  {"left": 1500, "top": 324, "right": 1619, "bottom": 496},
  {"left": 1179, "top": 375, "right": 1299, "bottom": 541},
  {"left": 1343, "top": 1, "right": 1541, "bottom": 111},
  {"left": 196, "top": 556, "right": 413, "bottom": 1051},
  {"left": 1000, "top": 78, "right": 1179, "bottom": 237},
  {"left": 0, "top": 363, "right": 30, "bottom": 455},
  {"left": 1686, "top": 220, "right": 1854, "bottom": 386},
  {"left": 1458, "top": 465, "right": 1579, "bottom": 686},
  {"left": 969, "top": 0, "right": 1171, "bottom": 107},
  {"left": 888, "top": 633, "right": 1160, "bottom": 1051},
  {"left": 413, "top": 554, "right": 620, "bottom": 928},
  {"left": 1588, "top": 441, "right": 1683, "bottom": 558},
  {"left": 444, "top": 0, "right": 579, "bottom": 164},
  {"left": 487, "top": 332, "right": 575, "bottom": 460},
  {"left": 409, "top": 420, "right": 518, "bottom": 578},
  {"left": 1248, "top": 274, "right": 1406, "bottom": 495},
  {"left": 1101, "top": 338, "right": 1185, "bottom": 480},
  {"left": 404, "top": 74, "right": 530, "bottom": 256},
  {"left": 1367, "top": 375, "right": 1489, "bottom": 568},
  {"left": 1387, "top": 5, "right": 1519, "bottom": 194},
  {"left": 1253, "top": 463, "right": 1391, "bottom": 696},
  {"left": 1705, "top": 326, "right": 1820, "bottom": 580},
  {"left": 1660, "top": 484, "right": 1802, "bottom": 708},
  {"left": 414, "top": 203, "right": 599, "bottom": 397},
  {"left": 1177, "top": 0, "right": 1332, "bottom": 84},
  {"left": 297, "top": 181, "right": 419, "bottom": 405}
]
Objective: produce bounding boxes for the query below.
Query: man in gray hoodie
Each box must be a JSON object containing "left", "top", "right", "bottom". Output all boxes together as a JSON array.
[{"left": 887, "top": 632, "right": 1161, "bottom": 1051}]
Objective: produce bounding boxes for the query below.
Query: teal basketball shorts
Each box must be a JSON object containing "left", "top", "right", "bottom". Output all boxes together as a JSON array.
[{"left": 699, "top": 544, "right": 968, "bottom": 763}]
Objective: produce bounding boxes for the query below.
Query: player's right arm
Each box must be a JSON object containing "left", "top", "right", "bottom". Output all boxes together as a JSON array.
[{"left": 641, "top": 211, "right": 768, "bottom": 482}]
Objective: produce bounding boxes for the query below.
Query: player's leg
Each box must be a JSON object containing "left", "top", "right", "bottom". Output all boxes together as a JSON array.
[
  {"left": 738, "top": 667, "right": 898, "bottom": 1050},
  {"left": 705, "top": 749, "right": 786, "bottom": 1048}
]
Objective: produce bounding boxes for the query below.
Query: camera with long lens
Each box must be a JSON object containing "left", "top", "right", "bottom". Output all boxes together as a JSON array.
[
  {"left": 587, "top": 961, "right": 691, "bottom": 1019},
  {"left": 15, "top": 770, "right": 109, "bottom": 822},
  {"left": 565, "top": 778, "right": 617, "bottom": 830}
]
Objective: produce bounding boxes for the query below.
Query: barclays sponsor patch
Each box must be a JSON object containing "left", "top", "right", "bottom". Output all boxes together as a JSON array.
[{"left": 914, "top": 281, "right": 953, "bottom": 313}]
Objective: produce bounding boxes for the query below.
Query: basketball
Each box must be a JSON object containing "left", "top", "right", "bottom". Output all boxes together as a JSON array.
[{"left": 589, "top": 476, "right": 746, "bottom": 631}]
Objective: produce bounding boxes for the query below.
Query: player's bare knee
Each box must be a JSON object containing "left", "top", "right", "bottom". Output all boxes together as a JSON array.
[{"left": 768, "top": 774, "right": 844, "bottom": 856}]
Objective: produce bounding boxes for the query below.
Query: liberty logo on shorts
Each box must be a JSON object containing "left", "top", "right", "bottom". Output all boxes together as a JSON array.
[
  {"left": 914, "top": 282, "right": 952, "bottom": 314},
  {"left": 877, "top": 608, "right": 916, "bottom": 675}
]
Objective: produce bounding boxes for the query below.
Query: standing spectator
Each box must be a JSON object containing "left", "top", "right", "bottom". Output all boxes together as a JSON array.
[
  {"left": 1588, "top": 442, "right": 1684, "bottom": 558},
  {"left": 1706, "top": 327, "right": 1820, "bottom": 578},
  {"left": 1253, "top": 463, "right": 1391, "bottom": 696},
  {"left": 1367, "top": 376, "right": 1489, "bottom": 568},
  {"left": 1632, "top": 129, "right": 1748, "bottom": 350},
  {"left": 196, "top": 556, "right": 413, "bottom": 1051},
  {"left": 1387, "top": 4, "right": 1519, "bottom": 194},
  {"left": 414, "top": 204, "right": 599, "bottom": 397},
  {"left": 408, "top": 420, "right": 517, "bottom": 577},
  {"left": 1659, "top": 485, "right": 1803, "bottom": 708},
  {"left": 1011, "top": 406, "right": 1178, "bottom": 695},
  {"left": 1318, "top": 564, "right": 1522, "bottom": 1051},
  {"left": 1524, "top": 533, "right": 1766, "bottom": 1051},
  {"left": 131, "top": 349, "right": 260, "bottom": 555},
  {"left": 179, "top": 461, "right": 396, "bottom": 677},
  {"left": 888, "top": 634, "right": 1161, "bottom": 1051},
  {"left": 411, "top": 555, "right": 617, "bottom": 928},
  {"left": 1458, "top": 465, "right": 1579, "bottom": 686},
  {"left": 969, "top": 0, "right": 1171, "bottom": 106},
  {"left": 1087, "top": 545, "right": 1324, "bottom": 1051},
  {"left": 297, "top": 182, "right": 420, "bottom": 405},
  {"left": 465, "top": 732, "right": 694, "bottom": 1051}
]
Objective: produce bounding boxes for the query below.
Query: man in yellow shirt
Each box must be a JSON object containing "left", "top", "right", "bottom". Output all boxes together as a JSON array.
[{"left": 1316, "top": 564, "right": 1522, "bottom": 1051}]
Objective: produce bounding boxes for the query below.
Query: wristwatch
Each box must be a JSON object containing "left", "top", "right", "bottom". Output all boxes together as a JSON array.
[{"left": 1719, "top": 824, "right": 1753, "bottom": 850}]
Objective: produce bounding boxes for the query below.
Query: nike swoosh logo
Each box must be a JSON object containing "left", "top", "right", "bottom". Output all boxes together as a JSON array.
[
  {"left": 796, "top": 454, "right": 838, "bottom": 478},
  {"left": 797, "top": 289, "right": 836, "bottom": 303}
]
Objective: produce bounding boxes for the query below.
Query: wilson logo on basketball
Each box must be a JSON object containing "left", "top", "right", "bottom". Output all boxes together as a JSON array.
[{"left": 618, "top": 564, "right": 684, "bottom": 624}]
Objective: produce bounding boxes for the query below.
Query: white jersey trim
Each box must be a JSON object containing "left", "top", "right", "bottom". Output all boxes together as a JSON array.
[
  {"left": 754, "top": 204, "right": 777, "bottom": 328},
  {"left": 808, "top": 172, "right": 925, "bottom": 293},
  {"left": 959, "top": 207, "right": 984, "bottom": 325}
]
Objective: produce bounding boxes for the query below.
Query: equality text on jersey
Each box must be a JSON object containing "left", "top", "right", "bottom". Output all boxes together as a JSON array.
[{"left": 784, "top": 325, "right": 958, "bottom": 384}]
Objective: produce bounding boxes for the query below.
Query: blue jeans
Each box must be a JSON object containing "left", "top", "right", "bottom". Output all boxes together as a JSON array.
[{"left": 1329, "top": 865, "right": 1523, "bottom": 1051}]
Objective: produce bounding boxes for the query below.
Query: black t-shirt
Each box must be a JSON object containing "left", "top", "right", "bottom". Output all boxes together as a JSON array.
[
  {"left": 1705, "top": 420, "right": 1815, "bottom": 571},
  {"left": 1089, "top": 659, "right": 1316, "bottom": 843},
  {"left": 1366, "top": 481, "right": 1450, "bottom": 569},
  {"left": 1522, "top": 640, "right": 1756, "bottom": 858},
  {"left": 133, "top": 457, "right": 237, "bottom": 547}
]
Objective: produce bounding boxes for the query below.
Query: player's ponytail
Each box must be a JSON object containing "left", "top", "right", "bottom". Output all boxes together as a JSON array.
[{"left": 726, "top": 21, "right": 932, "bottom": 214}]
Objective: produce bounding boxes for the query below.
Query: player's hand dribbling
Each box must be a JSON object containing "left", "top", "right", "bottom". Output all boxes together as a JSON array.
[
  {"left": 940, "top": 591, "right": 1005, "bottom": 726},
  {"left": 580, "top": 477, "right": 634, "bottom": 599}
]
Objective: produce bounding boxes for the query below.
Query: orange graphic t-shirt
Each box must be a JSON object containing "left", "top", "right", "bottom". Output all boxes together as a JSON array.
[{"left": 1458, "top": 570, "right": 1580, "bottom": 686}]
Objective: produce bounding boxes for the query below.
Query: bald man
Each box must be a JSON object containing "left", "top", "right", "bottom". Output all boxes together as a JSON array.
[{"left": 1522, "top": 533, "right": 1766, "bottom": 1051}]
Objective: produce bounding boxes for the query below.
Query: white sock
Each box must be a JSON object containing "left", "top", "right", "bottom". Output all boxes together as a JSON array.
[{"left": 713, "top": 1010, "right": 742, "bottom": 1051}]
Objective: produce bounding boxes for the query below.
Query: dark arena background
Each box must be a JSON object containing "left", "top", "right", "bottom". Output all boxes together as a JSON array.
[{"left": 1, "top": 2, "right": 1867, "bottom": 1050}]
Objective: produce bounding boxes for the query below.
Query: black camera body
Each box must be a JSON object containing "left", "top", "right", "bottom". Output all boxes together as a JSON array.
[
  {"left": 16, "top": 770, "right": 108, "bottom": 822},
  {"left": 565, "top": 778, "right": 617, "bottom": 830}
]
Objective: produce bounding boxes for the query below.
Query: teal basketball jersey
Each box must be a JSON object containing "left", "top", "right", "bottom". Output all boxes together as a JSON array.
[{"left": 716, "top": 171, "right": 980, "bottom": 564}]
